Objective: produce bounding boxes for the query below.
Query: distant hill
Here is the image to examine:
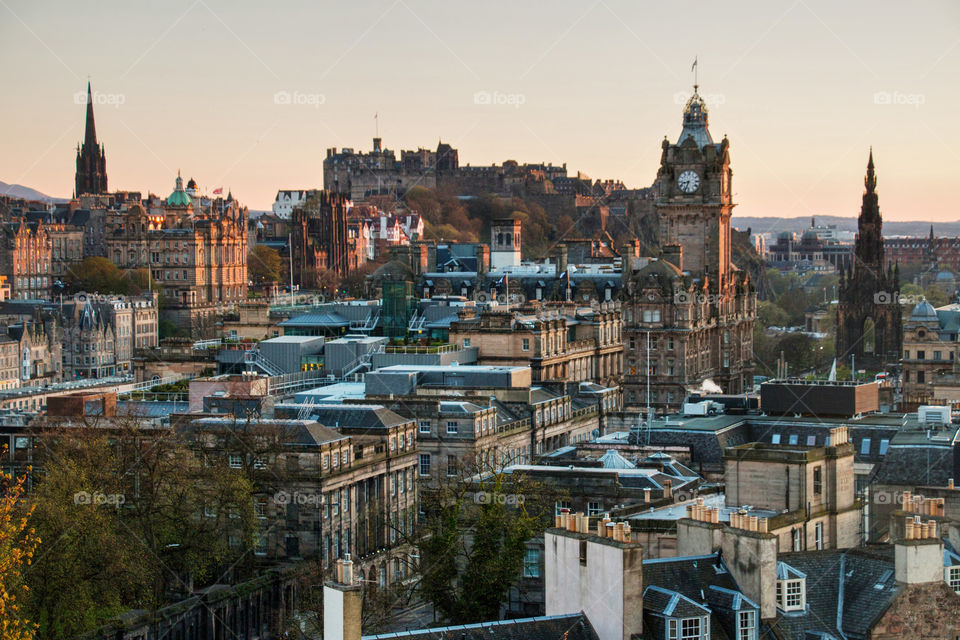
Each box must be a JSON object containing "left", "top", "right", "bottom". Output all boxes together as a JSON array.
[
  {"left": 731, "top": 215, "right": 960, "bottom": 238},
  {"left": 0, "top": 181, "right": 66, "bottom": 203}
]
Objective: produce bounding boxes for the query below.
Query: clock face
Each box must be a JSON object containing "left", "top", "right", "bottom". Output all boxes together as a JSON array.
[{"left": 677, "top": 170, "right": 700, "bottom": 193}]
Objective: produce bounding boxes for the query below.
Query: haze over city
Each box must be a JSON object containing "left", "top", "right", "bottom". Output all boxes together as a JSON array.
[{"left": 2, "top": 0, "right": 959, "bottom": 220}]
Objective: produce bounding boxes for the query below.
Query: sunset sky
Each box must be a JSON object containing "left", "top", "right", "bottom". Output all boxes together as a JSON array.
[{"left": 1, "top": 0, "right": 958, "bottom": 222}]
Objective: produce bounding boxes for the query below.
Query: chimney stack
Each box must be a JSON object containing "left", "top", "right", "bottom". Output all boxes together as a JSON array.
[
  {"left": 556, "top": 244, "right": 568, "bottom": 277},
  {"left": 895, "top": 517, "right": 945, "bottom": 584},
  {"left": 324, "top": 554, "right": 363, "bottom": 640},
  {"left": 476, "top": 244, "right": 489, "bottom": 279}
]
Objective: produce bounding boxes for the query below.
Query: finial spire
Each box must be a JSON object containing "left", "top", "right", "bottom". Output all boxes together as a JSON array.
[
  {"left": 865, "top": 148, "right": 876, "bottom": 194},
  {"left": 83, "top": 81, "right": 97, "bottom": 148}
]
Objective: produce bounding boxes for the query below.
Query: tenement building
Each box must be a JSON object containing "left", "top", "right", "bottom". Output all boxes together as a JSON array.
[
  {"left": 104, "top": 173, "right": 248, "bottom": 335},
  {"left": 901, "top": 299, "right": 956, "bottom": 408},
  {"left": 621, "top": 87, "right": 756, "bottom": 410},
  {"left": 0, "top": 219, "right": 52, "bottom": 300},
  {"left": 180, "top": 404, "right": 418, "bottom": 588},
  {"left": 448, "top": 302, "right": 623, "bottom": 385}
]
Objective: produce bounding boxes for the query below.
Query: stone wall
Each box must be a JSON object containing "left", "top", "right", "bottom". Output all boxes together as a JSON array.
[{"left": 869, "top": 582, "right": 960, "bottom": 639}]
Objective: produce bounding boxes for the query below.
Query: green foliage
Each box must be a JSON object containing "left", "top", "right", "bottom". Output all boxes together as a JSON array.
[
  {"left": 753, "top": 327, "right": 833, "bottom": 378},
  {"left": 757, "top": 301, "right": 790, "bottom": 328},
  {"left": 66, "top": 257, "right": 143, "bottom": 296},
  {"left": 248, "top": 245, "right": 283, "bottom": 285},
  {"left": 158, "top": 318, "right": 182, "bottom": 339},
  {"left": 416, "top": 462, "right": 558, "bottom": 625},
  {"left": 924, "top": 284, "right": 950, "bottom": 308},
  {"left": 21, "top": 424, "right": 255, "bottom": 638}
]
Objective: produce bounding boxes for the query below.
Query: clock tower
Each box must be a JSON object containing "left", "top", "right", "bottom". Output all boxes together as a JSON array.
[
  {"left": 620, "top": 85, "right": 755, "bottom": 411},
  {"left": 654, "top": 86, "right": 732, "bottom": 287}
]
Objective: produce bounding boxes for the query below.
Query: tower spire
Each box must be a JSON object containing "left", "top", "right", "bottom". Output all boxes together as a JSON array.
[
  {"left": 865, "top": 147, "right": 876, "bottom": 194},
  {"left": 84, "top": 81, "right": 97, "bottom": 149},
  {"left": 75, "top": 80, "right": 108, "bottom": 196}
]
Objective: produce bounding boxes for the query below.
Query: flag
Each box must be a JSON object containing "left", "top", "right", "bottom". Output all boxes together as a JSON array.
[
  {"left": 691, "top": 57, "right": 697, "bottom": 72},
  {"left": 213, "top": 187, "right": 223, "bottom": 195}
]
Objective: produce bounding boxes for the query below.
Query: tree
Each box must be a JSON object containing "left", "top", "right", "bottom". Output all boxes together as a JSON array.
[
  {"left": 757, "top": 301, "right": 790, "bottom": 328},
  {"left": 341, "top": 260, "right": 382, "bottom": 298},
  {"left": 248, "top": 245, "right": 282, "bottom": 285},
  {"left": 22, "top": 418, "right": 255, "bottom": 638},
  {"left": 0, "top": 469, "right": 40, "bottom": 640},
  {"left": 414, "top": 457, "right": 561, "bottom": 624},
  {"left": 924, "top": 284, "right": 950, "bottom": 308},
  {"left": 66, "top": 257, "right": 141, "bottom": 296}
]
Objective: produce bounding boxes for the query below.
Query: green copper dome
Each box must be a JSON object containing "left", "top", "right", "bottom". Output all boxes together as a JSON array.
[{"left": 167, "top": 171, "right": 192, "bottom": 207}]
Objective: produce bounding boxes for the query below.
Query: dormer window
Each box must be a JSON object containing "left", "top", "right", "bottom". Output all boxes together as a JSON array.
[
  {"left": 737, "top": 610, "right": 756, "bottom": 640},
  {"left": 776, "top": 578, "right": 805, "bottom": 611},
  {"left": 945, "top": 550, "right": 960, "bottom": 593},
  {"left": 946, "top": 566, "right": 960, "bottom": 594},
  {"left": 667, "top": 616, "right": 708, "bottom": 640},
  {"left": 776, "top": 562, "right": 807, "bottom": 611}
]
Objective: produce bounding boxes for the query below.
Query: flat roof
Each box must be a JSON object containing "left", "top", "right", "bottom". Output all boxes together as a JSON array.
[
  {"left": 630, "top": 494, "right": 778, "bottom": 522},
  {"left": 377, "top": 364, "right": 528, "bottom": 373},
  {"left": 261, "top": 335, "right": 325, "bottom": 344},
  {"left": 326, "top": 336, "right": 387, "bottom": 344}
]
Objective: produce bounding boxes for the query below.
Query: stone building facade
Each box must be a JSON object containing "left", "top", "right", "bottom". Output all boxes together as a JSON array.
[
  {"left": 723, "top": 430, "right": 862, "bottom": 552},
  {"left": 181, "top": 405, "right": 418, "bottom": 589},
  {"left": 620, "top": 87, "right": 756, "bottom": 412},
  {"left": 901, "top": 300, "right": 955, "bottom": 407},
  {"left": 448, "top": 302, "right": 623, "bottom": 386},
  {"left": 47, "top": 222, "right": 84, "bottom": 284},
  {"left": 104, "top": 174, "right": 248, "bottom": 335},
  {"left": 323, "top": 138, "right": 458, "bottom": 200},
  {"left": 290, "top": 190, "right": 350, "bottom": 284},
  {"left": 0, "top": 220, "right": 52, "bottom": 300}
]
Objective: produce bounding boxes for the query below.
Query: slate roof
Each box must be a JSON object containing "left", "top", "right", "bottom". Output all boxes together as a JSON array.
[
  {"left": 184, "top": 418, "right": 345, "bottom": 446},
  {"left": 278, "top": 312, "right": 351, "bottom": 328},
  {"left": 641, "top": 553, "right": 741, "bottom": 604},
  {"left": 643, "top": 585, "right": 711, "bottom": 617},
  {"left": 362, "top": 613, "right": 599, "bottom": 640},
  {"left": 769, "top": 549, "right": 901, "bottom": 640},
  {"left": 641, "top": 554, "right": 750, "bottom": 639},
  {"left": 309, "top": 404, "right": 411, "bottom": 431}
]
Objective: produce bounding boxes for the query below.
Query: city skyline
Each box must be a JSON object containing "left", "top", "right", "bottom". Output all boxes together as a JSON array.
[{"left": 1, "top": 0, "right": 958, "bottom": 221}]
